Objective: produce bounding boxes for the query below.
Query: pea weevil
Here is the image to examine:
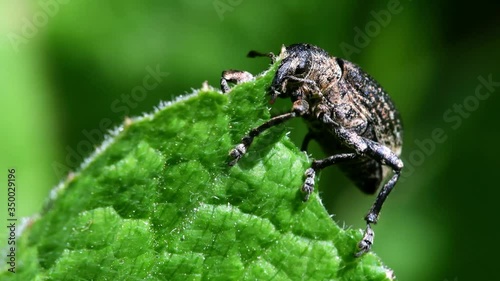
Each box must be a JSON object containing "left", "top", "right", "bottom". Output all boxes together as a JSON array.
[{"left": 221, "top": 43, "right": 404, "bottom": 256}]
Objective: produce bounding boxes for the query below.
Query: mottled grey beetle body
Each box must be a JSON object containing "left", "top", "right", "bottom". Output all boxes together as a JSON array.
[
  {"left": 221, "top": 43, "right": 404, "bottom": 256},
  {"left": 285, "top": 44, "right": 403, "bottom": 194}
]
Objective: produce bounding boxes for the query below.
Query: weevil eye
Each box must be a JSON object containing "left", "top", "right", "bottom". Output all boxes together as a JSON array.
[{"left": 295, "top": 60, "right": 308, "bottom": 76}]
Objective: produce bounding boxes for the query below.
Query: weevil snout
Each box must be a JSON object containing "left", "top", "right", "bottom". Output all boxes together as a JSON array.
[{"left": 270, "top": 59, "right": 310, "bottom": 101}]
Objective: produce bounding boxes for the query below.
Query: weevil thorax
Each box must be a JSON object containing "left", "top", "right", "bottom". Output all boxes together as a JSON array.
[{"left": 270, "top": 44, "right": 342, "bottom": 103}]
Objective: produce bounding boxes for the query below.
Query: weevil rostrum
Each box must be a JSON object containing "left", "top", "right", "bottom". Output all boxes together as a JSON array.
[{"left": 220, "top": 43, "right": 404, "bottom": 256}]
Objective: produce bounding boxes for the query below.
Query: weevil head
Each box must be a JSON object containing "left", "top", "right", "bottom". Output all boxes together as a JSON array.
[{"left": 269, "top": 44, "right": 342, "bottom": 103}]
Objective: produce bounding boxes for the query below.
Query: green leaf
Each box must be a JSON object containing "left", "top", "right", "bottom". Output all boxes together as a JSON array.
[{"left": 2, "top": 64, "right": 394, "bottom": 280}]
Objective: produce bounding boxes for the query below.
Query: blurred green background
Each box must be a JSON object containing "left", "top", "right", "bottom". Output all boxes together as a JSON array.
[{"left": 1, "top": 0, "right": 498, "bottom": 280}]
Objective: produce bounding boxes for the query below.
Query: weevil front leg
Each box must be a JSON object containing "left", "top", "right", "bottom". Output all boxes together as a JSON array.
[
  {"left": 220, "top": 70, "right": 254, "bottom": 93},
  {"left": 228, "top": 99, "right": 310, "bottom": 166}
]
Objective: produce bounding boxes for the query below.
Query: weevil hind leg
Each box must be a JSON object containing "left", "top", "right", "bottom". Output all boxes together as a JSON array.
[
  {"left": 220, "top": 70, "right": 254, "bottom": 93},
  {"left": 320, "top": 117, "right": 403, "bottom": 255},
  {"left": 355, "top": 167, "right": 401, "bottom": 256},
  {"left": 355, "top": 139, "right": 403, "bottom": 255},
  {"left": 362, "top": 139, "right": 403, "bottom": 224}
]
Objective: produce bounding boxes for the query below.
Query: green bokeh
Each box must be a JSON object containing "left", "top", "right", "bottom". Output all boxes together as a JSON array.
[
  {"left": 0, "top": 66, "right": 393, "bottom": 280},
  {"left": 1, "top": 0, "right": 498, "bottom": 280}
]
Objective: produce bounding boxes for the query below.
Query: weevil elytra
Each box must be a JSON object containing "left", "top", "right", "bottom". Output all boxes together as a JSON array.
[{"left": 221, "top": 43, "right": 404, "bottom": 256}]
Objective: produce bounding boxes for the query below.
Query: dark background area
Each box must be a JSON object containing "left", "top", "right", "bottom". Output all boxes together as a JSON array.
[{"left": 1, "top": 0, "right": 499, "bottom": 280}]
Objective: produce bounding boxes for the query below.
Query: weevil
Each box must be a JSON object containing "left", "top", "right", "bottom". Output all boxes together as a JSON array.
[{"left": 221, "top": 43, "right": 404, "bottom": 256}]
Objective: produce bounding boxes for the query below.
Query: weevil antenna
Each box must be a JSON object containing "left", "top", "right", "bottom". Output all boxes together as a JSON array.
[{"left": 247, "top": 50, "right": 276, "bottom": 63}]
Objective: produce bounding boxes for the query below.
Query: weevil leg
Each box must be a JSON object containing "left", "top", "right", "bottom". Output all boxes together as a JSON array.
[
  {"left": 355, "top": 139, "right": 403, "bottom": 256},
  {"left": 229, "top": 112, "right": 296, "bottom": 166},
  {"left": 320, "top": 114, "right": 403, "bottom": 256},
  {"left": 229, "top": 100, "right": 309, "bottom": 166},
  {"left": 362, "top": 139, "right": 404, "bottom": 223},
  {"left": 356, "top": 224, "right": 374, "bottom": 257},
  {"left": 220, "top": 70, "right": 254, "bottom": 93},
  {"left": 356, "top": 160, "right": 401, "bottom": 256},
  {"left": 301, "top": 153, "right": 359, "bottom": 201}
]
